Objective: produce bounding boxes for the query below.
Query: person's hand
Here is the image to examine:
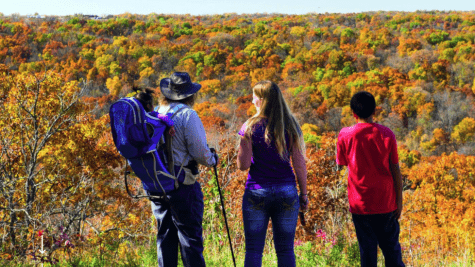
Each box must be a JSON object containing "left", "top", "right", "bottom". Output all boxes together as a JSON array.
[
  {"left": 209, "top": 147, "right": 219, "bottom": 166},
  {"left": 168, "top": 126, "right": 176, "bottom": 136},
  {"left": 299, "top": 194, "right": 309, "bottom": 212}
]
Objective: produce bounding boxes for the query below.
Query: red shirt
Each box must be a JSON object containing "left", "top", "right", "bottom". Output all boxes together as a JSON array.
[{"left": 336, "top": 123, "right": 399, "bottom": 215}]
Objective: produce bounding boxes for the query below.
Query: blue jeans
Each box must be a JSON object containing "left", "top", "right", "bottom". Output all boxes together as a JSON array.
[
  {"left": 242, "top": 184, "right": 299, "bottom": 267},
  {"left": 151, "top": 182, "right": 205, "bottom": 267},
  {"left": 352, "top": 211, "right": 405, "bottom": 267}
]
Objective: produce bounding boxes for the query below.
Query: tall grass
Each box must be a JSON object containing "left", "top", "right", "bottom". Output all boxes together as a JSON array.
[
  {"left": 3, "top": 211, "right": 474, "bottom": 267},
  {"left": 2, "top": 176, "right": 475, "bottom": 266},
  {"left": 5, "top": 236, "right": 474, "bottom": 266}
]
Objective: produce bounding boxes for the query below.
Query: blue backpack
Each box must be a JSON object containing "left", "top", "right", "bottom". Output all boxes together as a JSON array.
[{"left": 109, "top": 97, "right": 186, "bottom": 198}]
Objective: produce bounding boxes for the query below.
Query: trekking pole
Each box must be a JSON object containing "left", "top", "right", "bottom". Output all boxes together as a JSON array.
[{"left": 213, "top": 164, "right": 237, "bottom": 267}]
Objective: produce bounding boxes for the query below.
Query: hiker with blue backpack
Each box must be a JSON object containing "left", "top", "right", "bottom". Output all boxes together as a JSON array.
[
  {"left": 109, "top": 72, "right": 218, "bottom": 267},
  {"left": 152, "top": 72, "right": 218, "bottom": 267}
]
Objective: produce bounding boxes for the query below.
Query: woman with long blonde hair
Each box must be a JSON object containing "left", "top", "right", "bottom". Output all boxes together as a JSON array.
[{"left": 237, "top": 80, "right": 308, "bottom": 267}]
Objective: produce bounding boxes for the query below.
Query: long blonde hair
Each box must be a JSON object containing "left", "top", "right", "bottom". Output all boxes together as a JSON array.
[{"left": 245, "top": 81, "right": 305, "bottom": 159}]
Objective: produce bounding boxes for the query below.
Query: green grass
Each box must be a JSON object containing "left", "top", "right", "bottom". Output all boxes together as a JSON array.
[
  {"left": 2, "top": 189, "right": 474, "bottom": 267},
  {"left": 2, "top": 237, "right": 475, "bottom": 267}
]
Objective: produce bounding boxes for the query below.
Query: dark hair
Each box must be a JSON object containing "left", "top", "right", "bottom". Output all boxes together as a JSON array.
[
  {"left": 159, "top": 93, "right": 197, "bottom": 107},
  {"left": 350, "top": 91, "right": 376, "bottom": 119},
  {"left": 133, "top": 86, "right": 154, "bottom": 112}
]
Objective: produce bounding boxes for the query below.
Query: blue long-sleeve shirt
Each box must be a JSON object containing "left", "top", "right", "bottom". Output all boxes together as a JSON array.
[{"left": 156, "top": 103, "right": 216, "bottom": 169}]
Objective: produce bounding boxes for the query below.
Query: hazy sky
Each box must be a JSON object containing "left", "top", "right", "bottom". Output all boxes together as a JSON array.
[{"left": 2, "top": 0, "right": 474, "bottom": 16}]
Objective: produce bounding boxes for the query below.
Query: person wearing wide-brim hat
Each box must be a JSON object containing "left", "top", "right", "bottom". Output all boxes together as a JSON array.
[
  {"left": 159, "top": 71, "right": 202, "bottom": 101},
  {"left": 151, "top": 72, "right": 218, "bottom": 267}
]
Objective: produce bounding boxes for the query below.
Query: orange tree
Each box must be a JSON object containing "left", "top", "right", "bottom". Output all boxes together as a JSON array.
[{"left": 401, "top": 152, "right": 475, "bottom": 263}]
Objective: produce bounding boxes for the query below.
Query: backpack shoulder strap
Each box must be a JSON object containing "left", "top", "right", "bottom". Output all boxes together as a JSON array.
[
  {"left": 163, "top": 103, "right": 188, "bottom": 178},
  {"left": 167, "top": 104, "right": 187, "bottom": 117}
]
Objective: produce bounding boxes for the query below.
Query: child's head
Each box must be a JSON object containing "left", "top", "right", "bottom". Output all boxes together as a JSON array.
[
  {"left": 350, "top": 91, "right": 376, "bottom": 119},
  {"left": 133, "top": 87, "right": 154, "bottom": 112}
]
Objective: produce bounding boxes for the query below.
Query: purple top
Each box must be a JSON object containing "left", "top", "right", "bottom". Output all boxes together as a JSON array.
[{"left": 238, "top": 119, "right": 296, "bottom": 190}]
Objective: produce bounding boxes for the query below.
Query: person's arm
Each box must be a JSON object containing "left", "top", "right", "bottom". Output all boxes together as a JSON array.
[
  {"left": 335, "top": 139, "right": 345, "bottom": 181},
  {"left": 184, "top": 110, "right": 216, "bottom": 167},
  {"left": 389, "top": 157, "right": 403, "bottom": 220},
  {"left": 156, "top": 113, "right": 176, "bottom": 136},
  {"left": 237, "top": 135, "right": 252, "bottom": 171},
  {"left": 291, "top": 138, "right": 308, "bottom": 211},
  {"left": 335, "top": 133, "right": 347, "bottom": 170}
]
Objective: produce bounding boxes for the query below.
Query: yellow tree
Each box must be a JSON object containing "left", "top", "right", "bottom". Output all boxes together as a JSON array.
[
  {"left": 200, "top": 79, "right": 222, "bottom": 96},
  {"left": 290, "top": 26, "right": 306, "bottom": 44},
  {"left": 451, "top": 117, "right": 475, "bottom": 144},
  {"left": 106, "top": 76, "right": 123, "bottom": 97},
  {"left": 402, "top": 153, "right": 475, "bottom": 261},
  {"left": 0, "top": 70, "right": 125, "bottom": 256}
]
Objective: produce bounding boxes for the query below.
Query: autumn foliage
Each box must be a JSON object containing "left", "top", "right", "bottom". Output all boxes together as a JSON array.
[{"left": 0, "top": 10, "right": 475, "bottom": 264}]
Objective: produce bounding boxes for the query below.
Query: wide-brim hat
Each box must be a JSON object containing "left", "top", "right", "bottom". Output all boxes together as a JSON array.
[{"left": 159, "top": 72, "right": 201, "bottom": 100}]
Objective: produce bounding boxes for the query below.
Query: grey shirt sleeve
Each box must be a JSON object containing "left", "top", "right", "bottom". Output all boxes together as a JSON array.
[{"left": 184, "top": 110, "right": 216, "bottom": 167}]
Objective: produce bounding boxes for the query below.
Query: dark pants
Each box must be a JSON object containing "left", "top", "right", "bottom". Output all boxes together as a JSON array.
[
  {"left": 352, "top": 211, "right": 405, "bottom": 267},
  {"left": 242, "top": 184, "right": 299, "bottom": 267},
  {"left": 151, "top": 182, "right": 205, "bottom": 267}
]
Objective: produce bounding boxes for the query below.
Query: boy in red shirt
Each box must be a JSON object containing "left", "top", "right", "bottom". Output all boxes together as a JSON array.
[{"left": 336, "top": 91, "right": 405, "bottom": 267}]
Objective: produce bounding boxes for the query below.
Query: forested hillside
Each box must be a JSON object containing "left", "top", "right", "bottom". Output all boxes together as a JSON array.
[{"left": 1, "top": 11, "right": 474, "bottom": 265}]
